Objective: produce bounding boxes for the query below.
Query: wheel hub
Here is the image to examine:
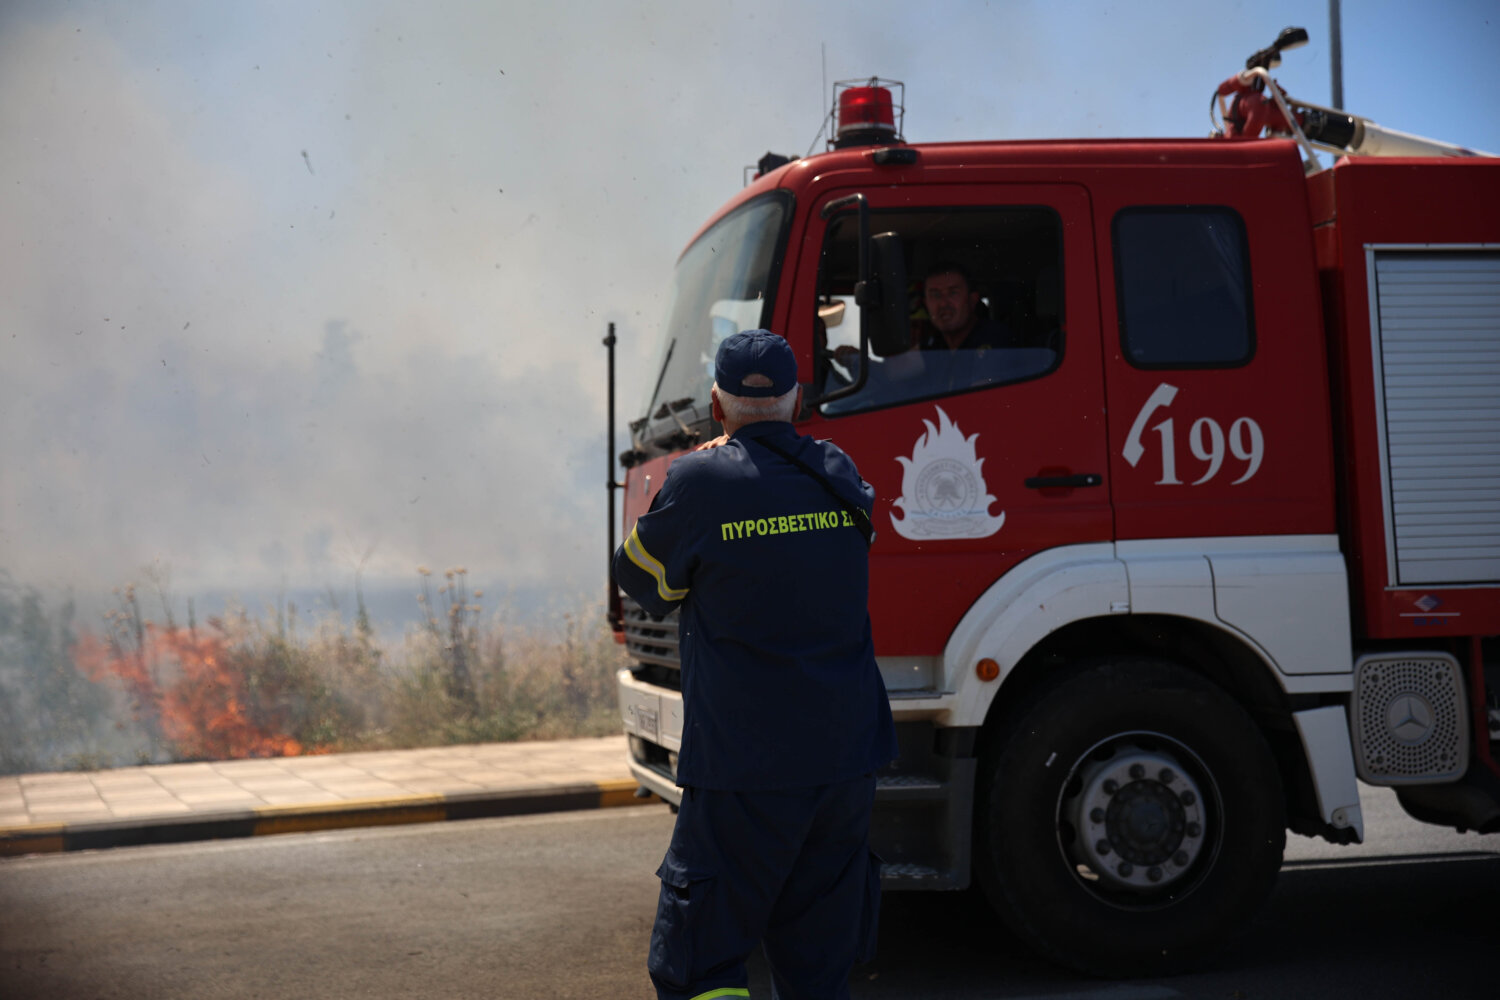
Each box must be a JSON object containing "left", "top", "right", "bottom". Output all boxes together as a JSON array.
[{"left": 1070, "top": 746, "right": 1206, "bottom": 891}]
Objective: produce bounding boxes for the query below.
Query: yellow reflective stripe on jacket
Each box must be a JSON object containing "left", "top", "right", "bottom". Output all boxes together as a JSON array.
[
  {"left": 624, "top": 523, "right": 688, "bottom": 603},
  {"left": 688, "top": 989, "right": 750, "bottom": 1000}
]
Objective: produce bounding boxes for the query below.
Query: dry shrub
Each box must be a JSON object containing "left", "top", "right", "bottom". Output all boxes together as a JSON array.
[{"left": 378, "top": 592, "right": 631, "bottom": 749}]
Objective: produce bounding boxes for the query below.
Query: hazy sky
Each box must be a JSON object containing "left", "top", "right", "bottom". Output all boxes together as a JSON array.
[{"left": 2, "top": 0, "right": 1497, "bottom": 616}]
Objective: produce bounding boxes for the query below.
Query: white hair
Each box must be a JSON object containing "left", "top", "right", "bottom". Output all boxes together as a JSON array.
[{"left": 713, "top": 381, "right": 798, "bottom": 425}]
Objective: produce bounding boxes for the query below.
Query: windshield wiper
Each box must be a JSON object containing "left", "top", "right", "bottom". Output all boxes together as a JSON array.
[{"left": 645, "top": 338, "right": 676, "bottom": 420}]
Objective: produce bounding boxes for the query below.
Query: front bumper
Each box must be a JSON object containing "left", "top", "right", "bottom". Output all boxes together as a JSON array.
[{"left": 618, "top": 667, "right": 684, "bottom": 804}]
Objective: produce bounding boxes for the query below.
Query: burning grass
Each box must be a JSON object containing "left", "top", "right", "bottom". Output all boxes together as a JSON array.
[{"left": 0, "top": 570, "right": 632, "bottom": 774}]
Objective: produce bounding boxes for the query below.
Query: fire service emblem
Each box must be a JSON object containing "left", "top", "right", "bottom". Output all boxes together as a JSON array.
[{"left": 890, "top": 407, "right": 1006, "bottom": 540}]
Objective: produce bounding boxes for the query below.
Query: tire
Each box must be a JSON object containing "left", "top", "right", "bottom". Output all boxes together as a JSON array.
[{"left": 973, "top": 658, "right": 1285, "bottom": 976}]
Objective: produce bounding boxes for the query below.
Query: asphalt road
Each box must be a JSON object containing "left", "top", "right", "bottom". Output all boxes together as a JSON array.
[{"left": 0, "top": 787, "right": 1494, "bottom": 999}]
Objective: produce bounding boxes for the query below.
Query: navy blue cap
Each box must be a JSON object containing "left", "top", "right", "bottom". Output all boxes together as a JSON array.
[{"left": 714, "top": 329, "right": 798, "bottom": 398}]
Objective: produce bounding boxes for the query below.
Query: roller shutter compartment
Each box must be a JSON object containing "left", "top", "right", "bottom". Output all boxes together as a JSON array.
[{"left": 1370, "top": 250, "right": 1500, "bottom": 586}]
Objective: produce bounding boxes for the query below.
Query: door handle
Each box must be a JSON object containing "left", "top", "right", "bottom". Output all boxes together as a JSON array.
[{"left": 1024, "top": 473, "right": 1103, "bottom": 489}]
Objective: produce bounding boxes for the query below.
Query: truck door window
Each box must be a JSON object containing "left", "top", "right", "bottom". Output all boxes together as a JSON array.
[
  {"left": 1113, "top": 207, "right": 1254, "bottom": 368},
  {"left": 817, "top": 206, "right": 1063, "bottom": 416}
]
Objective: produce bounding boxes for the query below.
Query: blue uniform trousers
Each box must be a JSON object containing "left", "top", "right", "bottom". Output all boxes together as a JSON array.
[{"left": 648, "top": 775, "right": 881, "bottom": 1000}]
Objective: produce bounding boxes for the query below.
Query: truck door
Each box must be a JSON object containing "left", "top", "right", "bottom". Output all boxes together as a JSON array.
[
  {"left": 789, "top": 183, "right": 1111, "bottom": 656},
  {"left": 1094, "top": 176, "right": 1337, "bottom": 543}
]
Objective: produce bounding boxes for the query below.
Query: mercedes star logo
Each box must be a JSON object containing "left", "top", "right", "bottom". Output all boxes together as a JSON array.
[{"left": 1387, "top": 694, "right": 1435, "bottom": 744}]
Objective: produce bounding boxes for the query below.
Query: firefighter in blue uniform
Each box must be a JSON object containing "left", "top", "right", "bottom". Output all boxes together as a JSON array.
[{"left": 614, "top": 329, "right": 897, "bottom": 1000}]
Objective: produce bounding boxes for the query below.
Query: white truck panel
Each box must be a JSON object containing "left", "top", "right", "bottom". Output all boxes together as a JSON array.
[
  {"left": 1115, "top": 535, "right": 1353, "bottom": 677},
  {"left": 1293, "top": 704, "right": 1366, "bottom": 839},
  {"left": 1122, "top": 551, "right": 1216, "bottom": 618},
  {"left": 1208, "top": 543, "right": 1354, "bottom": 676},
  {"left": 943, "top": 543, "right": 1126, "bottom": 728}
]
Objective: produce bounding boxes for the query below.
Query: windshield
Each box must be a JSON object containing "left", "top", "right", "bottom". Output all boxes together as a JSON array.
[{"left": 640, "top": 193, "right": 790, "bottom": 442}]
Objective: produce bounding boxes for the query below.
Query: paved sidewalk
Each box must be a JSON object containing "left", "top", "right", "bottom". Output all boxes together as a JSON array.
[{"left": 0, "top": 736, "right": 655, "bottom": 857}]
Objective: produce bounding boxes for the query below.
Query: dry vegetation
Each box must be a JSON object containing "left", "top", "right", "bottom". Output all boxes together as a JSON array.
[{"left": 0, "top": 569, "right": 632, "bottom": 775}]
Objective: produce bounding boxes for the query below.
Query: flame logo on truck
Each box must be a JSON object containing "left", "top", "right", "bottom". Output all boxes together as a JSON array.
[{"left": 890, "top": 407, "right": 1006, "bottom": 540}]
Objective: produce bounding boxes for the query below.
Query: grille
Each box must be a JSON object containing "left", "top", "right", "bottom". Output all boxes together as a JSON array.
[
  {"left": 619, "top": 595, "right": 681, "bottom": 670},
  {"left": 1351, "top": 653, "right": 1469, "bottom": 784}
]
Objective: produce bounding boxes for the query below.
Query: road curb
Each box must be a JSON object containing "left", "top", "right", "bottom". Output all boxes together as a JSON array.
[{"left": 0, "top": 779, "right": 658, "bottom": 857}]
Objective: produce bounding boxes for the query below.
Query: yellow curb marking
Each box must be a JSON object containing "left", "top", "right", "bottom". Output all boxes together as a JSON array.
[
  {"left": 597, "top": 778, "right": 659, "bottom": 809},
  {"left": 0, "top": 832, "right": 66, "bottom": 857},
  {"left": 254, "top": 794, "right": 445, "bottom": 817},
  {"left": 0, "top": 822, "right": 67, "bottom": 837},
  {"left": 252, "top": 794, "right": 448, "bottom": 836},
  {"left": 254, "top": 805, "right": 447, "bottom": 836}
]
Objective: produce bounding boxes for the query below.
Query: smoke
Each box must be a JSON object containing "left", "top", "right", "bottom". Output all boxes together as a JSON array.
[{"left": 3, "top": 0, "right": 1497, "bottom": 615}]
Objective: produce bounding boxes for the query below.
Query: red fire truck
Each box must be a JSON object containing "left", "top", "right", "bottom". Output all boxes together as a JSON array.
[{"left": 605, "top": 28, "right": 1499, "bottom": 974}]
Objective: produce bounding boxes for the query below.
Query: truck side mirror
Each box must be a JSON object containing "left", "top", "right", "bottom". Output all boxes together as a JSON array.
[
  {"left": 808, "top": 194, "right": 908, "bottom": 410},
  {"left": 862, "top": 232, "right": 910, "bottom": 358}
]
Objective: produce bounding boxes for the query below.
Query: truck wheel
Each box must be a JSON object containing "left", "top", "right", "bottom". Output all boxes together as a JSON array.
[{"left": 974, "top": 658, "right": 1285, "bottom": 976}]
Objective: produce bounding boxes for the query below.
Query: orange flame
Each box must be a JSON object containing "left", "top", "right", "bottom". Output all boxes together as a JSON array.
[{"left": 75, "top": 622, "right": 306, "bottom": 761}]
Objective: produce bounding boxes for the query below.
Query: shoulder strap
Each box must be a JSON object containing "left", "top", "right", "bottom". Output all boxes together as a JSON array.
[{"left": 745, "top": 435, "right": 874, "bottom": 548}]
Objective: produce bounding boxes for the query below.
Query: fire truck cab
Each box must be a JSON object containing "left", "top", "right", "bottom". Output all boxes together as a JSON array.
[{"left": 609, "top": 38, "right": 1499, "bottom": 975}]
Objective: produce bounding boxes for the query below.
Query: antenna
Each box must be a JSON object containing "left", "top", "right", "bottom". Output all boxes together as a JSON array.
[
  {"left": 821, "top": 42, "right": 827, "bottom": 125},
  {"left": 1329, "top": 0, "right": 1344, "bottom": 109}
]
